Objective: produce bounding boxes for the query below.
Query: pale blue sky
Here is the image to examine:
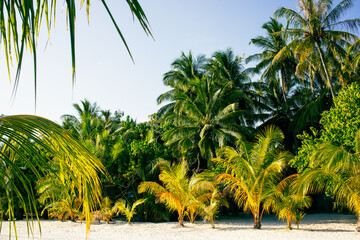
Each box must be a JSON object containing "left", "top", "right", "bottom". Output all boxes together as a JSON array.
[{"left": 0, "top": 0, "right": 358, "bottom": 123}]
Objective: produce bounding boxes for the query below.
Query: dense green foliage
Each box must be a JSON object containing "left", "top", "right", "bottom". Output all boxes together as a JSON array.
[{"left": 293, "top": 83, "right": 360, "bottom": 172}]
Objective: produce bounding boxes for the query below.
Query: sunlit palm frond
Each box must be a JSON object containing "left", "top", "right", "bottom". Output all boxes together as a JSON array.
[
  {"left": 0, "top": 115, "right": 105, "bottom": 236},
  {"left": 1, "top": 0, "right": 151, "bottom": 101}
]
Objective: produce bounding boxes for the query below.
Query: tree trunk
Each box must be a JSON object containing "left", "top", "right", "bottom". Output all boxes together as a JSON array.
[
  {"left": 211, "top": 219, "right": 215, "bottom": 229},
  {"left": 315, "top": 41, "right": 335, "bottom": 98},
  {"left": 254, "top": 219, "right": 261, "bottom": 229},
  {"left": 253, "top": 213, "right": 261, "bottom": 229},
  {"left": 286, "top": 219, "right": 292, "bottom": 230},
  {"left": 356, "top": 215, "right": 360, "bottom": 232},
  {"left": 280, "top": 67, "right": 287, "bottom": 102},
  {"left": 178, "top": 212, "right": 184, "bottom": 226}
]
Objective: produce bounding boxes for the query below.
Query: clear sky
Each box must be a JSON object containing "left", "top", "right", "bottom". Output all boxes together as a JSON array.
[{"left": 0, "top": 0, "right": 359, "bottom": 123}]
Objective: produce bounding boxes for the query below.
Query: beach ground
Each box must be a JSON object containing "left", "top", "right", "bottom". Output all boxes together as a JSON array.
[{"left": 0, "top": 214, "right": 359, "bottom": 240}]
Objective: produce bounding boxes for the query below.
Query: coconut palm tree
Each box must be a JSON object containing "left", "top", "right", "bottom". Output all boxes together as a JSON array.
[
  {"left": 161, "top": 76, "right": 253, "bottom": 170},
  {"left": 207, "top": 49, "right": 251, "bottom": 90},
  {"left": 274, "top": 0, "right": 360, "bottom": 98},
  {"left": 157, "top": 51, "right": 207, "bottom": 117},
  {"left": 138, "top": 159, "right": 215, "bottom": 226},
  {"left": 247, "top": 18, "right": 297, "bottom": 102},
  {"left": 294, "top": 132, "right": 360, "bottom": 232},
  {"left": 1, "top": 0, "right": 152, "bottom": 99},
  {"left": 214, "top": 125, "right": 292, "bottom": 229},
  {"left": 0, "top": 115, "right": 105, "bottom": 235}
]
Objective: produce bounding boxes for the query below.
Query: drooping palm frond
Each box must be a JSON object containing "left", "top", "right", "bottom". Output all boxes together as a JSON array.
[
  {"left": 274, "top": 0, "right": 360, "bottom": 98},
  {"left": 1, "top": 0, "right": 152, "bottom": 101},
  {"left": 294, "top": 136, "right": 360, "bottom": 231},
  {"left": 0, "top": 115, "right": 105, "bottom": 237}
]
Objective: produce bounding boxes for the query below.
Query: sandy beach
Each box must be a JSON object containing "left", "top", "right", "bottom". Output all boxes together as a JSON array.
[{"left": 0, "top": 214, "right": 359, "bottom": 240}]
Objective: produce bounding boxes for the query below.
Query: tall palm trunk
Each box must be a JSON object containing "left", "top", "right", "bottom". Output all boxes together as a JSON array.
[
  {"left": 280, "top": 67, "right": 287, "bottom": 102},
  {"left": 315, "top": 41, "right": 335, "bottom": 98}
]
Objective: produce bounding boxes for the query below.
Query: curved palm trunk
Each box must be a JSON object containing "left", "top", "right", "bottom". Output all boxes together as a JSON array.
[
  {"left": 315, "top": 41, "right": 335, "bottom": 98},
  {"left": 178, "top": 210, "right": 185, "bottom": 226}
]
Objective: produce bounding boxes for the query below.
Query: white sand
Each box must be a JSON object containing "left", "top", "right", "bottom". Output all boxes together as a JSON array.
[{"left": 0, "top": 214, "right": 359, "bottom": 240}]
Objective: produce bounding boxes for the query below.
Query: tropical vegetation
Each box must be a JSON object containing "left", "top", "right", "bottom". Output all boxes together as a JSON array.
[{"left": 1, "top": 0, "right": 360, "bottom": 238}]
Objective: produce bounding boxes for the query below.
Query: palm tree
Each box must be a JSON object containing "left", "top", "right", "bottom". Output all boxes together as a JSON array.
[
  {"left": 208, "top": 48, "right": 251, "bottom": 89},
  {"left": 266, "top": 175, "right": 311, "bottom": 229},
  {"left": 295, "top": 133, "right": 360, "bottom": 232},
  {"left": 114, "top": 198, "right": 146, "bottom": 224},
  {"left": 161, "top": 76, "right": 252, "bottom": 170},
  {"left": 0, "top": 115, "right": 105, "bottom": 235},
  {"left": 1, "top": 0, "right": 152, "bottom": 99},
  {"left": 247, "top": 18, "right": 297, "bottom": 101},
  {"left": 199, "top": 188, "right": 228, "bottom": 228},
  {"left": 274, "top": 0, "right": 360, "bottom": 98},
  {"left": 214, "top": 125, "right": 292, "bottom": 229},
  {"left": 157, "top": 51, "right": 207, "bottom": 117},
  {"left": 138, "top": 159, "right": 215, "bottom": 226}
]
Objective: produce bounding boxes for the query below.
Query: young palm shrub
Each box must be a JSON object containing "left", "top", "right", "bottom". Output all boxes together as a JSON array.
[
  {"left": 214, "top": 125, "right": 292, "bottom": 229},
  {"left": 293, "top": 211, "right": 306, "bottom": 229},
  {"left": 43, "top": 197, "right": 82, "bottom": 222},
  {"left": 266, "top": 175, "right": 311, "bottom": 230},
  {"left": 100, "top": 197, "right": 117, "bottom": 224},
  {"left": 199, "top": 189, "right": 228, "bottom": 228},
  {"left": 114, "top": 199, "right": 146, "bottom": 224},
  {"left": 295, "top": 133, "right": 360, "bottom": 232},
  {"left": 138, "top": 159, "right": 215, "bottom": 226}
]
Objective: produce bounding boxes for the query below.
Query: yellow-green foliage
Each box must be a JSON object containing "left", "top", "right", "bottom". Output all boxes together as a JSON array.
[
  {"left": 199, "top": 189, "right": 228, "bottom": 228},
  {"left": 138, "top": 159, "right": 215, "bottom": 226},
  {"left": 100, "top": 197, "right": 117, "bottom": 224},
  {"left": 267, "top": 175, "right": 311, "bottom": 229},
  {"left": 294, "top": 132, "right": 360, "bottom": 231},
  {"left": 214, "top": 125, "right": 292, "bottom": 229},
  {"left": 114, "top": 199, "right": 146, "bottom": 224},
  {"left": 0, "top": 115, "right": 105, "bottom": 237}
]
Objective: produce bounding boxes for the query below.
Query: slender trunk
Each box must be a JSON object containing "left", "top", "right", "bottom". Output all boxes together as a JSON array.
[
  {"left": 296, "top": 221, "right": 300, "bottom": 229},
  {"left": 253, "top": 212, "right": 261, "bottom": 229},
  {"left": 315, "top": 41, "right": 335, "bottom": 98},
  {"left": 286, "top": 216, "right": 292, "bottom": 230},
  {"left": 356, "top": 215, "right": 360, "bottom": 232},
  {"left": 178, "top": 211, "right": 184, "bottom": 226},
  {"left": 211, "top": 218, "right": 215, "bottom": 229},
  {"left": 196, "top": 152, "right": 201, "bottom": 173},
  {"left": 280, "top": 67, "right": 287, "bottom": 102}
]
